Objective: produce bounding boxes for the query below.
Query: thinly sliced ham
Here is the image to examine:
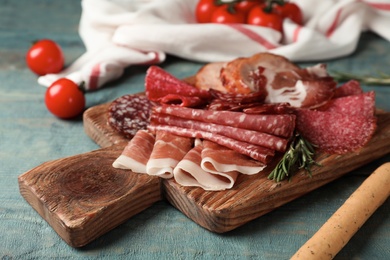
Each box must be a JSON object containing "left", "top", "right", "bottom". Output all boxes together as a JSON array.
[
  {"left": 148, "top": 124, "right": 274, "bottom": 164},
  {"left": 201, "top": 140, "right": 266, "bottom": 175},
  {"left": 173, "top": 141, "right": 238, "bottom": 191},
  {"left": 150, "top": 113, "right": 288, "bottom": 152},
  {"left": 153, "top": 105, "right": 295, "bottom": 138},
  {"left": 112, "top": 130, "right": 155, "bottom": 173},
  {"left": 146, "top": 130, "right": 193, "bottom": 179}
]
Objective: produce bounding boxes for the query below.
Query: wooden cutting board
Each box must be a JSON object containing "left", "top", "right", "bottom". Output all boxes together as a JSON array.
[{"left": 18, "top": 102, "right": 390, "bottom": 247}]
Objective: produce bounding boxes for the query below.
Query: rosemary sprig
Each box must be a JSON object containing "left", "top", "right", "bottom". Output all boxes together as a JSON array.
[
  {"left": 331, "top": 71, "right": 390, "bottom": 85},
  {"left": 268, "top": 133, "right": 319, "bottom": 182}
]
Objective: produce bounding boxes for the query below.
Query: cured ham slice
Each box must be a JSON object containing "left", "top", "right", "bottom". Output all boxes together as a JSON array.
[
  {"left": 201, "top": 140, "right": 266, "bottom": 176},
  {"left": 173, "top": 141, "right": 238, "bottom": 191},
  {"left": 148, "top": 124, "right": 274, "bottom": 164},
  {"left": 153, "top": 106, "right": 295, "bottom": 138},
  {"left": 112, "top": 130, "right": 155, "bottom": 173},
  {"left": 145, "top": 66, "right": 211, "bottom": 107},
  {"left": 150, "top": 113, "right": 288, "bottom": 152},
  {"left": 146, "top": 130, "right": 193, "bottom": 179}
]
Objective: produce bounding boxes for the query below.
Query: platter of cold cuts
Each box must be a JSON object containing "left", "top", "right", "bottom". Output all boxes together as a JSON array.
[{"left": 19, "top": 53, "right": 390, "bottom": 247}]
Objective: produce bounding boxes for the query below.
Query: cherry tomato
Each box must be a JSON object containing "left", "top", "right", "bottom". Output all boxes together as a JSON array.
[
  {"left": 247, "top": 5, "right": 283, "bottom": 32},
  {"left": 196, "top": 0, "right": 220, "bottom": 23},
  {"left": 211, "top": 5, "right": 246, "bottom": 24},
  {"left": 45, "top": 78, "right": 85, "bottom": 119},
  {"left": 235, "top": 0, "right": 263, "bottom": 14},
  {"left": 274, "top": 2, "right": 303, "bottom": 25},
  {"left": 26, "top": 39, "right": 64, "bottom": 76}
]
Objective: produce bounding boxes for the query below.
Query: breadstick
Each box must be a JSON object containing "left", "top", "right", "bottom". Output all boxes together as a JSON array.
[{"left": 291, "top": 162, "right": 390, "bottom": 260}]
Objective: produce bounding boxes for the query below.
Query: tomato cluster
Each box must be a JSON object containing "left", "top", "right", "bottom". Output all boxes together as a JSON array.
[
  {"left": 196, "top": 0, "right": 303, "bottom": 33},
  {"left": 26, "top": 39, "right": 85, "bottom": 119}
]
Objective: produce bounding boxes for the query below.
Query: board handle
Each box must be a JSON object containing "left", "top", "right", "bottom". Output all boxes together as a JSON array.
[{"left": 18, "top": 146, "right": 162, "bottom": 247}]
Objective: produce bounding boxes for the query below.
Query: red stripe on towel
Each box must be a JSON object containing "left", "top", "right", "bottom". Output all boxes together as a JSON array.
[{"left": 226, "top": 24, "right": 278, "bottom": 49}]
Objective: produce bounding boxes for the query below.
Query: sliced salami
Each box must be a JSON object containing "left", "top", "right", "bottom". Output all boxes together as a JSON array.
[
  {"left": 153, "top": 106, "right": 295, "bottom": 138},
  {"left": 108, "top": 94, "right": 155, "bottom": 139},
  {"left": 150, "top": 113, "right": 288, "bottom": 152},
  {"left": 296, "top": 110, "right": 377, "bottom": 154},
  {"left": 334, "top": 80, "right": 363, "bottom": 98},
  {"left": 148, "top": 124, "right": 275, "bottom": 164},
  {"left": 145, "top": 66, "right": 211, "bottom": 107},
  {"left": 319, "top": 91, "right": 375, "bottom": 118}
]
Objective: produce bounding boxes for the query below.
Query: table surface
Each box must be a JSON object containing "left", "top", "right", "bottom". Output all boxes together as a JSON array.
[{"left": 1, "top": 1, "right": 389, "bottom": 259}]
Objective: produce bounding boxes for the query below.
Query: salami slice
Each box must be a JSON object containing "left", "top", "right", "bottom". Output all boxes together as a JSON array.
[
  {"left": 108, "top": 94, "right": 155, "bottom": 139},
  {"left": 296, "top": 110, "right": 377, "bottom": 154},
  {"left": 148, "top": 124, "right": 275, "bottom": 164},
  {"left": 145, "top": 66, "right": 211, "bottom": 107},
  {"left": 334, "top": 80, "right": 363, "bottom": 98},
  {"left": 319, "top": 91, "right": 375, "bottom": 118},
  {"left": 150, "top": 113, "right": 288, "bottom": 152},
  {"left": 153, "top": 105, "right": 295, "bottom": 138}
]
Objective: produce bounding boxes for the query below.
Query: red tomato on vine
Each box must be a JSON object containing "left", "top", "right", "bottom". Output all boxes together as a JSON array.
[
  {"left": 274, "top": 2, "right": 303, "bottom": 25},
  {"left": 196, "top": 0, "right": 220, "bottom": 23},
  {"left": 211, "top": 5, "right": 246, "bottom": 24},
  {"left": 247, "top": 5, "right": 283, "bottom": 32},
  {"left": 26, "top": 39, "right": 64, "bottom": 76},
  {"left": 45, "top": 78, "right": 85, "bottom": 119}
]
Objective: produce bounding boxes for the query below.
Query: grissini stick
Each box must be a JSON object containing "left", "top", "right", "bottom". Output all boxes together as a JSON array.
[{"left": 291, "top": 162, "right": 390, "bottom": 260}]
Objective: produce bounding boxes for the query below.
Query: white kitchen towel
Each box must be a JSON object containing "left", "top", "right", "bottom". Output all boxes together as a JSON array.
[{"left": 38, "top": 0, "right": 390, "bottom": 90}]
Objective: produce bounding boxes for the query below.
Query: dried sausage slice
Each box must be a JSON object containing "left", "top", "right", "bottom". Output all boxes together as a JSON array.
[{"left": 107, "top": 94, "right": 155, "bottom": 139}]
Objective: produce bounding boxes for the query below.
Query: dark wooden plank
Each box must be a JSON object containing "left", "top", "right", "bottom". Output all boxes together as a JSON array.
[{"left": 18, "top": 145, "right": 162, "bottom": 247}]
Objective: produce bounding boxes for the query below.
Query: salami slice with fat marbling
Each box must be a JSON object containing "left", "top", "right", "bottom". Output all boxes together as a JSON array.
[{"left": 108, "top": 94, "right": 155, "bottom": 139}]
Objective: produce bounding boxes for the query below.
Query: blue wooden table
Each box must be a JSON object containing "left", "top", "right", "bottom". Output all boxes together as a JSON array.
[{"left": 1, "top": 1, "right": 389, "bottom": 259}]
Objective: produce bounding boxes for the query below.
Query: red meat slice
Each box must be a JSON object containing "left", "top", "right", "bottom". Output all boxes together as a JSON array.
[
  {"left": 334, "top": 80, "right": 363, "bottom": 98},
  {"left": 296, "top": 91, "right": 377, "bottom": 154},
  {"left": 296, "top": 110, "right": 377, "bottom": 154},
  {"left": 153, "top": 106, "right": 295, "bottom": 138},
  {"left": 145, "top": 66, "right": 211, "bottom": 107}
]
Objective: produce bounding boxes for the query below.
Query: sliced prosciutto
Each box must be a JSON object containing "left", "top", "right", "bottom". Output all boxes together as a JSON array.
[
  {"left": 145, "top": 65, "right": 211, "bottom": 107},
  {"left": 152, "top": 105, "right": 295, "bottom": 138},
  {"left": 173, "top": 141, "right": 238, "bottom": 191},
  {"left": 334, "top": 80, "right": 363, "bottom": 98},
  {"left": 201, "top": 140, "right": 266, "bottom": 176},
  {"left": 146, "top": 130, "right": 193, "bottom": 179},
  {"left": 112, "top": 130, "right": 155, "bottom": 173}
]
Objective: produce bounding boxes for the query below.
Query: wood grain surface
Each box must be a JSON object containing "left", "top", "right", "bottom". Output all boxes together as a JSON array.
[
  {"left": 82, "top": 103, "right": 390, "bottom": 233},
  {"left": 18, "top": 145, "right": 162, "bottom": 247}
]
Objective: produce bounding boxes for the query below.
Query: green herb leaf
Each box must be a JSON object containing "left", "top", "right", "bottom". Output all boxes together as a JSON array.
[
  {"left": 268, "top": 133, "right": 320, "bottom": 182},
  {"left": 331, "top": 71, "right": 390, "bottom": 85}
]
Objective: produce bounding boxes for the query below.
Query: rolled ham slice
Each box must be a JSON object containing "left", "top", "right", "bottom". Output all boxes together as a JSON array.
[
  {"left": 112, "top": 130, "right": 155, "bottom": 173},
  {"left": 146, "top": 130, "right": 193, "bottom": 179},
  {"left": 173, "top": 140, "right": 238, "bottom": 191}
]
